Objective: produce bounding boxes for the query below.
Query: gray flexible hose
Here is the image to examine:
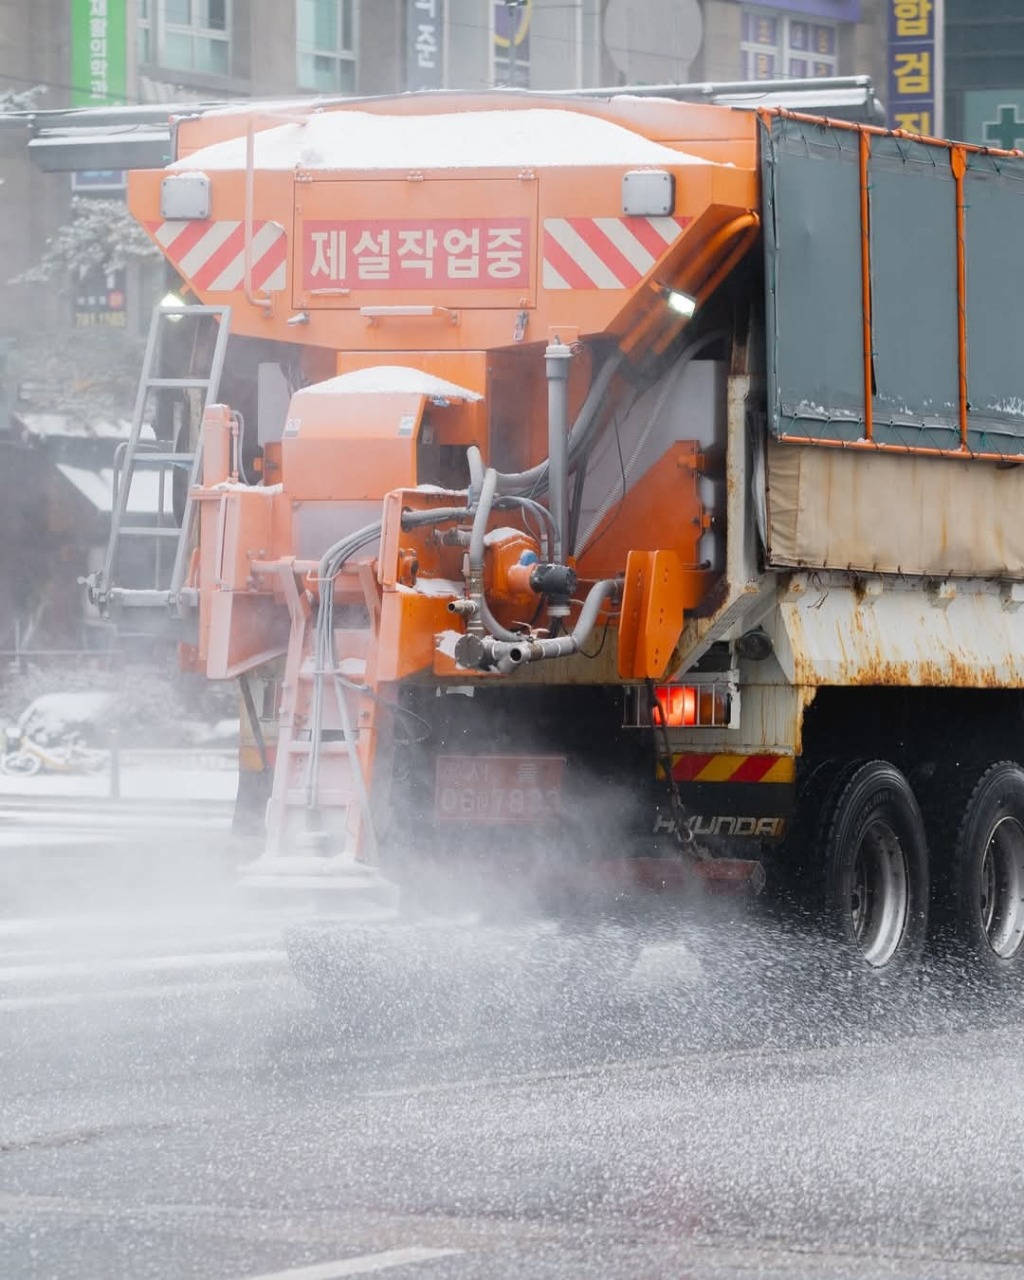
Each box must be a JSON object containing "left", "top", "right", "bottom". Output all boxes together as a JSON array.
[
  {"left": 467, "top": 468, "right": 521, "bottom": 642},
  {"left": 464, "top": 347, "right": 626, "bottom": 499}
]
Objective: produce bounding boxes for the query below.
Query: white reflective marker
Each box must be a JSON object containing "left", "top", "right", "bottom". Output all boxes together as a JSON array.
[{"left": 237, "top": 1248, "right": 462, "bottom": 1280}]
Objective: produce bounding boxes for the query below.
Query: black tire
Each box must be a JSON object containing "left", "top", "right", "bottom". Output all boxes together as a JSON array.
[
  {"left": 819, "top": 760, "right": 929, "bottom": 976},
  {"left": 927, "top": 761, "right": 1024, "bottom": 982},
  {"left": 767, "top": 757, "right": 845, "bottom": 913}
]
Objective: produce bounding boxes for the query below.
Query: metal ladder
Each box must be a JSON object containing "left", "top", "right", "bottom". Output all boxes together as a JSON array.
[
  {"left": 259, "top": 567, "right": 382, "bottom": 868},
  {"left": 91, "top": 302, "right": 231, "bottom": 614}
]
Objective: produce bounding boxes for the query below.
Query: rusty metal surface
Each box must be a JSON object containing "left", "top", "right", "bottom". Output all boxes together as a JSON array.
[{"left": 771, "top": 574, "right": 1024, "bottom": 688}]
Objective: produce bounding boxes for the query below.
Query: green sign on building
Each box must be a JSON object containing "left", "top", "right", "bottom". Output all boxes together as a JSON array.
[
  {"left": 71, "top": 0, "right": 127, "bottom": 107},
  {"left": 963, "top": 90, "right": 1024, "bottom": 150}
]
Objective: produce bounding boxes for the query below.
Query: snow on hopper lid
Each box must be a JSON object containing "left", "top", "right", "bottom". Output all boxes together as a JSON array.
[
  {"left": 299, "top": 367, "right": 482, "bottom": 401},
  {"left": 170, "top": 108, "right": 709, "bottom": 173}
]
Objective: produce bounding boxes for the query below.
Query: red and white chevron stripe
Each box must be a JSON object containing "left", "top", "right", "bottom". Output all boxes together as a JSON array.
[
  {"left": 542, "top": 216, "right": 691, "bottom": 290},
  {"left": 147, "top": 219, "right": 288, "bottom": 293}
]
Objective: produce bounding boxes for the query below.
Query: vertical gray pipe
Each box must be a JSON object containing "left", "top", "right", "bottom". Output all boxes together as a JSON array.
[{"left": 545, "top": 341, "right": 573, "bottom": 565}]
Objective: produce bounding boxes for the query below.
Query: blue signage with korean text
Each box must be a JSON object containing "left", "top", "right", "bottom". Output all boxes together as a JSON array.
[
  {"left": 406, "top": 0, "right": 444, "bottom": 92},
  {"left": 494, "top": 0, "right": 531, "bottom": 89},
  {"left": 887, "top": 0, "right": 940, "bottom": 137},
  {"left": 743, "top": 0, "right": 860, "bottom": 20}
]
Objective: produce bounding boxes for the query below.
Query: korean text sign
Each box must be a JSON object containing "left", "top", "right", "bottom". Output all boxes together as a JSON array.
[
  {"left": 72, "top": 0, "right": 126, "bottom": 107},
  {"left": 406, "top": 0, "right": 444, "bottom": 91},
  {"left": 744, "top": 0, "right": 859, "bottom": 17},
  {"left": 302, "top": 219, "right": 531, "bottom": 291},
  {"left": 887, "top": 0, "right": 940, "bottom": 137}
]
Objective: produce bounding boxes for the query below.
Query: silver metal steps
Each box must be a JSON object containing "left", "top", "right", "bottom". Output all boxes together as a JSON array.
[{"left": 87, "top": 302, "right": 231, "bottom": 617}]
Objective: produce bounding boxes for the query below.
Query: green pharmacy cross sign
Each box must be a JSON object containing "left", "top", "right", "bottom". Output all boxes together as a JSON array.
[
  {"left": 984, "top": 104, "right": 1024, "bottom": 151},
  {"left": 965, "top": 91, "right": 1024, "bottom": 152}
]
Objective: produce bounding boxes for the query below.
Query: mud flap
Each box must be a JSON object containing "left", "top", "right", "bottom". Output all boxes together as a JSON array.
[{"left": 617, "top": 549, "right": 712, "bottom": 680}]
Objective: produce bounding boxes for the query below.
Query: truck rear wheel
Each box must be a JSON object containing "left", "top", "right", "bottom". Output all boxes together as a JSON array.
[
  {"left": 928, "top": 762, "right": 1024, "bottom": 982},
  {"left": 820, "top": 761, "right": 928, "bottom": 975}
]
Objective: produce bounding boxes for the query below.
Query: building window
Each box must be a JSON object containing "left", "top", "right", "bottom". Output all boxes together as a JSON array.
[
  {"left": 138, "top": 0, "right": 152, "bottom": 65},
  {"left": 741, "top": 8, "right": 838, "bottom": 80},
  {"left": 297, "top": 0, "right": 357, "bottom": 94},
  {"left": 138, "top": 1, "right": 231, "bottom": 77}
]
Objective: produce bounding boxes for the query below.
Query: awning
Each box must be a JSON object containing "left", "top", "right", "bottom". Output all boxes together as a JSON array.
[
  {"left": 57, "top": 463, "right": 176, "bottom": 517},
  {"left": 27, "top": 128, "right": 173, "bottom": 172}
]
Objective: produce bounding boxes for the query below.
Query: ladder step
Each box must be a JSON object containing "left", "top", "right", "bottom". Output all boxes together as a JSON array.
[
  {"left": 145, "top": 377, "right": 215, "bottom": 389},
  {"left": 285, "top": 789, "right": 353, "bottom": 807},
  {"left": 128, "top": 453, "right": 196, "bottom": 467},
  {"left": 287, "top": 741, "right": 356, "bottom": 755},
  {"left": 107, "top": 589, "right": 173, "bottom": 607},
  {"left": 118, "top": 526, "right": 183, "bottom": 538},
  {"left": 97, "top": 298, "right": 231, "bottom": 601}
]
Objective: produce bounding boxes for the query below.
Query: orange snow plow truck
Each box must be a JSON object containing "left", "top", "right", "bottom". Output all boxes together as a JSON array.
[{"left": 89, "top": 85, "right": 1024, "bottom": 991}]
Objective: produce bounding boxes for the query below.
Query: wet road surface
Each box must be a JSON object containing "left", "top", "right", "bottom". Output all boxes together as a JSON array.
[{"left": 3, "top": 802, "right": 1024, "bottom": 1280}]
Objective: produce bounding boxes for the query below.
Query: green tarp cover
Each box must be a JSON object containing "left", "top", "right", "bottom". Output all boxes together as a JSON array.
[{"left": 760, "top": 114, "right": 1024, "bottom": 454}]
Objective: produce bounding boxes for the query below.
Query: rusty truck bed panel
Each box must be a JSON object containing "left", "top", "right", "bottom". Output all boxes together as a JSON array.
[{"left": 771, "top": 575, "right": 1024, "bottom": 689}]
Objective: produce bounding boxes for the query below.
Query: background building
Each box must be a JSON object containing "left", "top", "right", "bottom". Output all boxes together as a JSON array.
[
  {"left": 1, "top": 1, "right": 887, "bottom": 344},
  {"left": 0, "top": 0, "right": 934, "bottom": 656},
  {"left": 438, "top": 2, "right": 882, "bottom": 92},
  {"left": 945, "top": 0, "right": 1024, "bottom": 148}
]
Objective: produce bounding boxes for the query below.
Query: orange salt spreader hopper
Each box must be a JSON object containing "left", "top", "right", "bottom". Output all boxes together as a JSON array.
[{"left": 122, "top": 91, "right": 761, "bottom": 881}]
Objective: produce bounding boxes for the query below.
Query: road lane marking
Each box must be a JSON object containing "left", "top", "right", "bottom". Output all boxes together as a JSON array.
[
  {"left": 0, "top": 832, "right": 111, "bottom": 848},
  {"left": 0, "top": 948, "right": 286, "bottom": 984},
  {"left": 0, "top": 973, "right": 293, "bottom": 1013},
  {"left": 237, "top": 1248, "right": 462, "bottom": 1280}
]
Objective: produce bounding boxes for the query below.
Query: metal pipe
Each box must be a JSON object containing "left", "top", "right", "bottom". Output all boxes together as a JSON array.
[
  {"left": 475, "top": 578, "right": 621, "bottom": 671},
  {"left": 545, "top": 340, "right": 572, "bottom": 565},
  {"left": 243, "top": 110, "right": 308, "bottom": 312},
  {"left": 243, "top": 120, "right": 263, "bottom": 312}
]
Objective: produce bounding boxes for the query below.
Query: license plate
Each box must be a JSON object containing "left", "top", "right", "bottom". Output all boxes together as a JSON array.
[{"left": 434, "top": 754, "right": 565, "bottom": 824}]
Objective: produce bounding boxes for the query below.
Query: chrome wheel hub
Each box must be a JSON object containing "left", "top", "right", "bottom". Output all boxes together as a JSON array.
[
  {"left": 979, "top": 817, "right": 1024, "bottom": 960},
  {"left": 849, "top": 820, "right": 909, "bottom": 968}
]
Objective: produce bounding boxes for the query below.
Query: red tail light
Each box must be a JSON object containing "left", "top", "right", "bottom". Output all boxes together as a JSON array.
[{"left": 654, "top": 684, "right": 698, "bottom": 727}]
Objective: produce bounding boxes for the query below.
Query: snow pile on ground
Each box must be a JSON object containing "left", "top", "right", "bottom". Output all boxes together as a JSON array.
[
  {"left": 179, "top": 718, "right": 240, "bottom": 748},
  {"left": 0, "top": 759, "right": 238, "bottom": 802},
  {"left": 15, "top": 413, "right": 133, "bottom": 441},
  {"left": 16, "top": 692, "right": 113, "bottom": 747}
]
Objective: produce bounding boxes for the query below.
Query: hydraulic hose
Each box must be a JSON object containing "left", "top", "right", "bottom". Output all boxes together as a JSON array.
[
  {"left": 467, "top": 468, "right": 520, "bottom": 642},
  {"left": 464, "top": 346, "right": 626, "bottom": 499},
  {"left": 307, "top": 520, "right": 382, "bottom": 819},
  {"left": 400, "top": 505, "right": 471, "bottom": 529},
  {"left": 317, "top": 521, "right": 383, "bottom": 586},
  {"left": 468, "top": 468, "right": 497, "bottom": 572}
]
